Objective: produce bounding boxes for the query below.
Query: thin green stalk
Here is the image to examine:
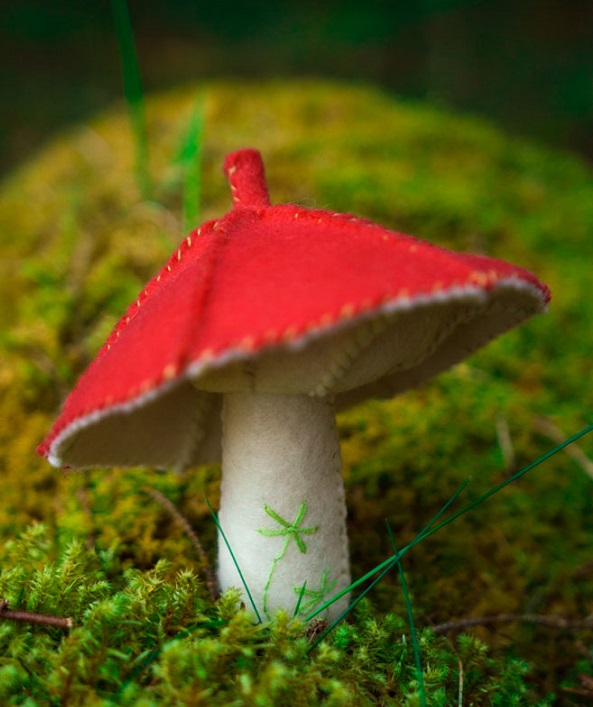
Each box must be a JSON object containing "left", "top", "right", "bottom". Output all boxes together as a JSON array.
[
  {"left": 307, "top": 422, "right": 593, "bottom": 637},
  {"left": 307, "top": 479, "right": 470, "bottom": 650},
  {"left": 387, "top": 522, "right": 426, "bottom": 707},
  {"left": 305, "top": 478, "right": 471, "bottom": 623},
  {"left": 308, "top": 543, "right": 399, "bottom": 651},
  {"left": 293, "top": 581, "right": 308, "bottom": 618},
  {"left": 257, "top": 501, "right": 318, "bottom": 619},
  {"left": 111, "top": 0, "right": 151, "bottom": 198},
  {"left": 411, "top": 421, "right": 593, "bottom": 548},
  {"left": 205, "top": 497, "right": 262, "bottom": 624}
]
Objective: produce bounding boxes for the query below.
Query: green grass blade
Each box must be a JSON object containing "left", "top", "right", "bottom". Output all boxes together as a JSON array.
[
  {"left": 410, "top": 421, "right": 593, "bottom": 549},
  {"left": 293, "top": 581, "right": 307, "bottom": 618},
  {"left": 306, "top": 480, "right": 471, "bottom": 652},
  {"left": 387, "top": 521, "right": 426, "bottom": 707},
  {"left": 305, "top": 478, "right": 471, "bottom": 623},
  {"left": 307, "top": 545, "right": 398, "bottom": 652},
  {"left": 179, "top": 96, "right": 205, "bottom": 234},
  {"left": 306, "top": 421, "right": 593, "bottom": 643},
  {"left": 205, "top": 497, "right": 262, "bottom": 624},
  {"left": 307, "top": 480, "right": 470, "bottom": 651},
  {"left": 110, "top": 0, "right": 151, "bottom": 198}
]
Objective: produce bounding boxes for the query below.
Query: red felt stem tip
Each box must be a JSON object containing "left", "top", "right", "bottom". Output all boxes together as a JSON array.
[{"left": 223, "top": 149, "right": 270, "bottom": 209}]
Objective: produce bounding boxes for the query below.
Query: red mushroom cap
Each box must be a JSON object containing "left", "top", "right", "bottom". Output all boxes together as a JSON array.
[{"left": 38, "top": 148, "right": 550, "bottom": 469}]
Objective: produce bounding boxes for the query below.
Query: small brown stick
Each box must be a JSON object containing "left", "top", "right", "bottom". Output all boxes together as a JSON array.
[
  {"left": 495, "top": 415, "right": 516, "bottom": 470},
  {"left": 304, "top": 619, "right": 328, "bottom": 643},
  {"left": 0, "top": 600, "right": 73, "bottom": 630},
  {"left": 431, "top": 614, "right": 593, "bottom": 635},
  {"left": 143, "top": 486, "right": 218, "bottom": 601},
  {"left": 535, "top": 416, "right": 593, "bottom": 480}
]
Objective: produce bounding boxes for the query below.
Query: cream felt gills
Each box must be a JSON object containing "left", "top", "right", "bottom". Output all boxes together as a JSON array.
[
  {"left": 195, "top": 278, "right": 540, "bottom": 398},
  {"left": 39, "top": 149, "right": 550, "bottom": 622}
]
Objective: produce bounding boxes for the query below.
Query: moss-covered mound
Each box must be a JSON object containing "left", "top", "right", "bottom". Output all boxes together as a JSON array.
[{"left": 1, "top": 80, "right": 592, "bottom": 704}]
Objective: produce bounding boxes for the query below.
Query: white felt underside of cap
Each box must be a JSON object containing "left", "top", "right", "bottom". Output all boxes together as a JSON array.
[{"left": 47, "top": 277, "right": 546, "bottom": 469}]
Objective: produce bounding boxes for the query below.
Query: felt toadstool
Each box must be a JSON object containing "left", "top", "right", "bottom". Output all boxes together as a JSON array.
[{"left": 38, "top": 148, "right": 550, "bottom": 622}]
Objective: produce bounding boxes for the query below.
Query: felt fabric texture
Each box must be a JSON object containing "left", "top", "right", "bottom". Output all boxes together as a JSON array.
[
  {"left": 37, "top": 147, "right": 551, "bottom": 622},
  {"left": 217, "top": 392, "right": 350, "bottom": 622},
  {"left": 224, "top": 148, "right": 270, "bottom": 208},
  {"left": 38, "top": 148, "right": 551, "bottom": 468}
]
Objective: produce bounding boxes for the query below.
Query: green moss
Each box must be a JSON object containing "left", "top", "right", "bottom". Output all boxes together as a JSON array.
[
  {"left": 0, "top": 526, "right": 551, "bottom": 706},
  {"left": 1, "top": 79, "right": 592, "bottom": 702}
]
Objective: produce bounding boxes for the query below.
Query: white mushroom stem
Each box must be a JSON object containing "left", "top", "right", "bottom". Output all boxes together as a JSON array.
[{"left": 217, "top": 392, "right": 351, "bottom": 622}]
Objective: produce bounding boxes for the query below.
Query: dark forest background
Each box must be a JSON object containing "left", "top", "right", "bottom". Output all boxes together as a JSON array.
[{"left": 1, "top": 0, "right": 592, "bottom": 177}]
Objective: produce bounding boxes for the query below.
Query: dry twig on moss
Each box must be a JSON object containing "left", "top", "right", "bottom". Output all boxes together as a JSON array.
[
  {"left": 535, "top": 416, "right": 593, "bottom": 480},
  {"left": 143, "top": 486, "right": 218, "bottom": 601},
  {"left": 0, "top": 600, "right": 73, "bottom": 630},
  {"left": 431, "top": 613, "right": 593, "bottom": 634}
]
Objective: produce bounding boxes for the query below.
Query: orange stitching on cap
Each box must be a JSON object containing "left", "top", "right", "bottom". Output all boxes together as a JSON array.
[
  {"left": 319, "top": 312, "right": 334, "bottom": 327},
  {"left": 199, "top": 348, "right": 216, "bottom": 363},
  {"left": 469, "top": 271, "right": 488, "bottom": 287},
  {"left": 163, "top": 364, "right": 178, "bottom": 381},
  {"left": 282, "top": 326, "right": 298, "bottom": 342},
  {"left": 263, "top": 329, "right": 279, "bottom": 344},
  {"left": 156, "top": 274, "right": 162, "bottom": 282},
  {"left": 294, "top": 212, "right": 300, "bottom": 219},
  {"left": 186, "top": 235, "right": 192, "bottom": 247},
  {"left": 381, "top": 289, "right": 409, "bottom": 306},
  {"left": 340, "top": 303, "right": 356, "bottom": 319},
  {"left": 140, "top": 380, "right": 152, "bottom": 394},
  {"left": 239, "top": 336, "right": 256, "bottom": 352},
  {"left": 167, "top": 265, "right": 172, "bottom": 272},
  {"left": 177, "top": 249, "right": 182, "bottom": 262}
]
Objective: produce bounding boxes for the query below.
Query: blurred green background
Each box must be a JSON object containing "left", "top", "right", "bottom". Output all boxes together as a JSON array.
[
  {"left": 1, "top": 2, "right": 593, "bottom": 701},
  {"left": 1, "top": 0, "right": 592, "bottom": 176}
]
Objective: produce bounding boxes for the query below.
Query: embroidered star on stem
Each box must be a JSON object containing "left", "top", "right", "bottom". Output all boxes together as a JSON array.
[
  {"left": 257, "top": 501, "right": 318, "bottom": 554},
  {"left": 294, "top": 569, "right": 337, "bottom": 615}
]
